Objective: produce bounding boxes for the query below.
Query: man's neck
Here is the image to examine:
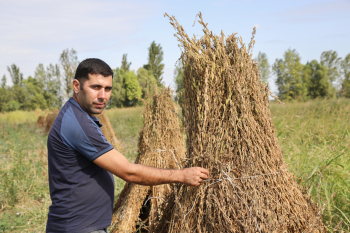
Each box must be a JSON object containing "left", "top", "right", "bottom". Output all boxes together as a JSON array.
[{"left": 72, "top": 94, "right": 95, "bottom": 117}]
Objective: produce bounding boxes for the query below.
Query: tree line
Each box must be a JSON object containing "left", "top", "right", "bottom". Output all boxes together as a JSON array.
[
  {"left": 0, "top": 41, "right": 165, "bottom": 112},
  {"left": 174, "top": 49, "right": 350, "bottom": 102},
  {"left": 2, "top": 46, "right": 349, "bottom": 113},
  {"left": 257, "top": 49, "right": 350, "bottom": 100}
]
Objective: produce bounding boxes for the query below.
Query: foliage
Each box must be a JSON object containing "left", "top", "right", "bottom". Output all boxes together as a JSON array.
[
  {"left": 255, "top": 51, "right": 271, "bottom": 84},
  {"left": 0, "top": 84, "right": 25, "bottom": 112},
  {"left": 34, "top": 64, "right": 62, "bottom": 108},
  {"left": 137, "top": 67, "right": 157, "bottom": 99},
  {"left": 303, "top": 60, "right": 335, "bottom": 99},
  {"left": 22, "top": 77, "right": 48, "bottom": 110},
  {"left": 320, "top": 50, "right": 341, "bottom": 85},
  {"left": 60, "top": 48, "right": 78, "bottom": 99},
  {"left": 2, "top": 46, "right": 349, "bottom": 114},
  {"left": 1, "top": 75, "right": 6, "bottom": 88},
  {"left": 341, "top": 53, "right": 350, "bottom": 98},
  {"left": 7, "top": 64, "right": 23, "bottom": 85},
  {"left": 143, "top": 41, "right": 164, "bottom": 87},
  {"left": 110, "top": 68, "right": 127, "bottom": 108},
  {"left": 109, "top": 69, "right": 142, "bottom": 107},
  {"left": 273, "top": 49, "right": 308, "bottom": 101},
  {"left": 124, "top": 71, "right": 142, "bottom": 106},
  {"left": 121, "top": 54, "right": 131, "bottom": 71},
  {"left": 0, "top": 62, "right": 63, "bottom": 112}
]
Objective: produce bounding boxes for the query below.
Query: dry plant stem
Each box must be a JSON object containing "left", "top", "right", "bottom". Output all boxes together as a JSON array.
[
  {"left": 155, "top": 13, "right": 326, "bottom": 233},
  {"left": 110, "top": 88, "right": 186, "bottom": 233},
  {"left": 43, "top": 109, "right": 59, "bottom": 134},
  {"left": 98, "top": 110, "right": 124, "bottom": 153}
]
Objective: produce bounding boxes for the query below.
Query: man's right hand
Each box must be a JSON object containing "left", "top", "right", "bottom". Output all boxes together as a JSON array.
[{"left": 180, "top": 167, "right": 209, "bottom": 186}]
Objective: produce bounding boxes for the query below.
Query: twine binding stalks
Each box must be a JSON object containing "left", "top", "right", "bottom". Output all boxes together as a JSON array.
[
  {"left": 154, "top": 13, "right": 326, "bottom": 232},
  {"left": 110, "top": 88, "right": 186, "bottom": 233}
]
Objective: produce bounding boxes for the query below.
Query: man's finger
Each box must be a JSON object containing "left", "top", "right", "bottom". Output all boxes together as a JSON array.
[
  {"left": 199, "top": 168, "right": 210, "bottom": 176},
  {"left": 198, "top": 172, "right": 208, "bottom": 180}
]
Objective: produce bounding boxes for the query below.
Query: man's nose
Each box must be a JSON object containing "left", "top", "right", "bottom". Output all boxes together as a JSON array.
[{"left": 97, "top": 89, "right": 106, "bottom": 99}]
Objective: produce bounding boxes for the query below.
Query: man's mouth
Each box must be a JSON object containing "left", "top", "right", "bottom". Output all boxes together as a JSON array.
[{"left": 93, "top": 103, "right": 104, "bottom": 108}]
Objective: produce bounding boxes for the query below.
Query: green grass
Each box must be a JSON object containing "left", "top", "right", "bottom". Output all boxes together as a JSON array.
[
  {"left": 0, "top": 109, "right": 44, "bottom": 124},
  {"left": 271, "top": 98, "right": 350, "bottom": 231},
  {"left": 0, "top": 120, "right": 49, "bottom": 232},
  {"left": 0, "top": 100, "right": 349, "bottom": 232}
]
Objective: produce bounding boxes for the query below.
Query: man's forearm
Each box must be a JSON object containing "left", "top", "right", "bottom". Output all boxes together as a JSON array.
[
  {"left": 94, "top": 149, "right": 209, "bottom": 186},
  {"left": 124, "top": 164, "right": 183, "bottom": 186}
]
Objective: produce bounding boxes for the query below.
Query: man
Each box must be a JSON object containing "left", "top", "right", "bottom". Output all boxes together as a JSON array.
[{"left": 46, "top": 58, "right": 209, "bottom": 233}]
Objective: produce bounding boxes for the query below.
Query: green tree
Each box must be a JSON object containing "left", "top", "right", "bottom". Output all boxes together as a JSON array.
[
  {"left": 137, "top": 67, "right": 157, "bottom": 99},
  {"left": 124, "top": 71, "right": 142, "bottom": 106},
  {"left": 303, "top": 60, "right": 335, "bottom": 99},
  {"left": 143, "top": 41, "right": 164, "bottom": 86},
  {"left": 22, "top": 76, "right": 48, "bottom": 110},
  {"left": 341, "top": 53, "right": 350, "bottom": 97},
  {"left": 0, "top": 76, "right": 9, "bottom": 112},
  {"left": 110, "top": 68, "right": 127, "bottom": 108},
  {"left": 34, "top": 63, "right": 62, "bottom": 108},
  {"left": 7, "top": 64, "right": 23, "bottom": 85},
  {"left": 3, "top": 64, "right": 26, "bottom": 111},
  {"left": 273, "top": 49, "right": 307, "bottom": 101},
  {"left": 255, "top": 52, "right": 270, "bottom": 84},
  {"left": 60, "top": 48, "right": 78, "bottom": 99},
  {"left": 47, "top": 64, "right": 63, "bottom": 107},
  {"left": 1, "top": 75, "right": 6, "bottom": 88},
  {"left": 4, "top": 84, "right": 26, "bottom": 111},
  {"left": 121, "top": 54, "right": 131, "bottom": 71},
  {"left": 173, "top": 61, "right": 184, "bottom": 104},
  {"left": 320, "top": 50, "right": 341, "bottom": 85}
]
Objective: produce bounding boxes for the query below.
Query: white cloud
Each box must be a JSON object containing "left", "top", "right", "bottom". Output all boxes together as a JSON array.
[{"left": 254, "top": 24, "right": 260, "bottom": 29}]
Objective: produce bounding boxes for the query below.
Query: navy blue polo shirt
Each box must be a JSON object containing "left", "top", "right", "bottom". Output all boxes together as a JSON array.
[{"left": 46, "top": 98, "right": 114, "bottom": 233}]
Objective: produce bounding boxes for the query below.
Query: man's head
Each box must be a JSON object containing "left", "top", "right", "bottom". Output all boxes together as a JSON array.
[{"left": 72, "top": 58, "right": 113, "bottom": 116}]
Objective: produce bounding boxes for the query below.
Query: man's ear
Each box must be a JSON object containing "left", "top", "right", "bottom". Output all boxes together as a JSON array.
[{"left": 72, "top": 79, "right": 80, "bottom": 94}]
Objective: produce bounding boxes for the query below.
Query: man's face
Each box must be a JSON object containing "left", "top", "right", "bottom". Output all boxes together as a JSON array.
[{"left": 73, "top": 73, "right": 112, "bottom": 116}]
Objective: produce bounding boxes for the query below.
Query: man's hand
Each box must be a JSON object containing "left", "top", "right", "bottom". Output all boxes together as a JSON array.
[{"left": 180, "top": 167, "right": 209, "bottom": 186}]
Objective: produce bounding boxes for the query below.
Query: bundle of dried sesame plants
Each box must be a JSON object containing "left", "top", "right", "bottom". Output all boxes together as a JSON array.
[
  {"left": 155, "top": 13, "right": 325, "bottom": 233},
  {"left": 110, "top": 88, "right": 186, "bottom": 233}
]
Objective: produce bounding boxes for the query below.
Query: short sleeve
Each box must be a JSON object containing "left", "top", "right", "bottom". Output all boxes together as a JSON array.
[{"left": 60, "top": 106, "right": 113, "bottom": 161}]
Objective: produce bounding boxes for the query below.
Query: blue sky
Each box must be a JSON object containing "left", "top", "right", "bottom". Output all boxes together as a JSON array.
[{"left": 0, "top": 0, "right": 349, "bottom": 94}]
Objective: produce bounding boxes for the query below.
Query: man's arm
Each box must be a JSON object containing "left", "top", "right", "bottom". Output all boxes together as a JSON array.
[{"left": 93, "top": 149, "right": 209, "bottom": 186}]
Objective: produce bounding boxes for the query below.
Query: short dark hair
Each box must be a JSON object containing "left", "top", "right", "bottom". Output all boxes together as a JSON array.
[{"left": 74, "top": 58, "right": 113, "bottom": 88}]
